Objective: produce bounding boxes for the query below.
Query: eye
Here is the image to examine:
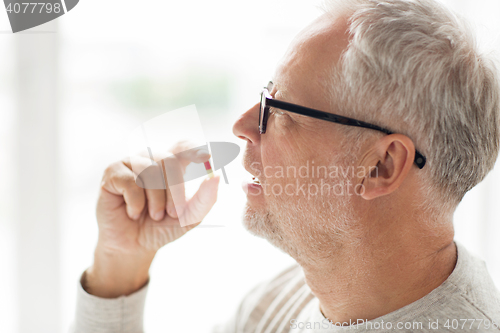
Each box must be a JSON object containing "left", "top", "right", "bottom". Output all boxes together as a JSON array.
[{"left": 270, "top": 107, "right": 285, "bottom": 116}]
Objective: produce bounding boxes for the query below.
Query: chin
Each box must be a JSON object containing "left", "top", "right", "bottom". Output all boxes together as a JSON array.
[
  {"left": 241, "top": 192, "right": 356, "bottom": 263},
  {"left": 241, "top": 202, "right": 303, "bottom": 259},
  {"left": 242, "top": 203, "right": 272, "bottom": 237}
]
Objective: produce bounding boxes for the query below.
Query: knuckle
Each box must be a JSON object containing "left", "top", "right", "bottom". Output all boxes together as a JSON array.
[
  {"left": 170, "top": 140, "right": 196, "bottom": 154},
  {"left": 123, "top": 177, "right": 140, "bottom": 193},
  {"left": 102, "top": 163, "right": 116, "bottom": 179},
  {"left": 103, "top": 161, "right": 125, "bottom": 180}
]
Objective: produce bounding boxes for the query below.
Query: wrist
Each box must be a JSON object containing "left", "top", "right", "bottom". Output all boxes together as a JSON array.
[{"left": 83, "top": 244, "right": 155, "bottom": 298}]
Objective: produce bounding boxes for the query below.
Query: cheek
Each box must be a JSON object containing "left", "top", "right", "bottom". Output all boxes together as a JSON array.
[
  {"left": 260, "top": 121, "right": 346, "bottom": 190},
  {"left": 261, "top": 132, "right": 301, "bottom": 176},
  {"left": 261, "top": 127, "right": 333, "bottom": 182},
  {"left": 260, "top": 142, "right": 315, "bottom": 200},
  {"left": 262, "top": 117, "right": 312, "bottom": 161}
]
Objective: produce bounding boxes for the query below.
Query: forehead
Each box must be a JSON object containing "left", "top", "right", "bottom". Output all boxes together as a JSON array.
[{"left": 273, "top": 13, "right": 350, "bottom": 109}]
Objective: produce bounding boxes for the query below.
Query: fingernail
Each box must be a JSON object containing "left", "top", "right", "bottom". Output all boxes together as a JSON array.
[
  {"left": 154, "top": 211, "right": 164, "bottom": 221},
  {"left": 167, "top": 206, "right": 177, "bottom": 218},
  {"left": 196, "top": 149, "right": 210, "bottom": 158}
]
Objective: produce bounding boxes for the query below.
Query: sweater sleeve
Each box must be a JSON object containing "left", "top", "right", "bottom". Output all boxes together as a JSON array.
[{"left": 70, "top": 271, "right": 149, "bottom": 333}]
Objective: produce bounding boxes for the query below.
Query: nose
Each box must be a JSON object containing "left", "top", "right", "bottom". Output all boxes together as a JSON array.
[{"left": 232, "top": 102, "right": 261, "bottom": 144}]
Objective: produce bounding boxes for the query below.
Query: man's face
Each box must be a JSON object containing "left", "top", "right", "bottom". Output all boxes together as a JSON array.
[{"left": 232, "top": 14, "right": 358, "bottom": 261}]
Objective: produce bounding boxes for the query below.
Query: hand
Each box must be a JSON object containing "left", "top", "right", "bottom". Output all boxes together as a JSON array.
[{"left": 84, "top": 141, "right": 220, "bottom": 297}]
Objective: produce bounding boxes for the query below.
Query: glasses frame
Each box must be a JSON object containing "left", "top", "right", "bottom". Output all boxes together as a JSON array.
[{"left": 259, "top": 83, "right": 426, "bottom": 169}]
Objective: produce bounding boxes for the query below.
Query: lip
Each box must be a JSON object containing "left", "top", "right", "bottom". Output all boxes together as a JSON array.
[
  {"left": 241, "top": 180, "right": 263, "bottom": 197},
  {"left": 242, "top": 157, "right": 265, "bottom": 202}
]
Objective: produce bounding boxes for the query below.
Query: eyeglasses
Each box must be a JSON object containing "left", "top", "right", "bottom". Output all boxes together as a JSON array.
[{"left": 259, "top": 81, "right": 426, "bottom": 169}]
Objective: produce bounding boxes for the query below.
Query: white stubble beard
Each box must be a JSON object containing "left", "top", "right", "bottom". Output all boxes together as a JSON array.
[{"left": 242, "top": 177, "right": 356, "bottom": 264}]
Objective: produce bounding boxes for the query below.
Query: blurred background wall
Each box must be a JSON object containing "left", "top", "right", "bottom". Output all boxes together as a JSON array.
[{"left": 0, "top": 0, "right": 499, "bottom": 332}]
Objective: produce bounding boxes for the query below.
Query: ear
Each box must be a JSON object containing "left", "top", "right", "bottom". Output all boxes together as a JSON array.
[{"left": 357, "top": 134, "right": 415, "bottom": 200}]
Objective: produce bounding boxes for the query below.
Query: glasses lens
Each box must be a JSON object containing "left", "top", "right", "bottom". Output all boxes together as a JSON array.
[
  {"left": 267, "top": 81, "right": 273, "bottom": 91},
  {"left": 259, "top": 91, "right": 267, "bottom": 134}
]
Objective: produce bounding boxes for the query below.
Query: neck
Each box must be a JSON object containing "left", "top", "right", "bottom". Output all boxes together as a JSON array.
[{"left": 299, "top": 215, "right": 457, "bottom": 326}]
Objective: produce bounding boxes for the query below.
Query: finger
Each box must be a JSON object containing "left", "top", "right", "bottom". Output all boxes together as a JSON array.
[
  {"left": 160, "top": 158, "right": 186, "bottom": 218},
  {"left": 101, "top": 161, "right": 146, "bottom": 220},
  {"left": 165, "top": 144, "right": 211, "bottom": 217},
  {"left": 168, "top": 140, "right": 211, "bottom": 171},
  {"left": 126, "top": 141, "right": 210, "bottom": 174},
  {"left": 166, "top": 181, "right": 185, "bottom": 218},
  {"left": 169, "top": 140, "right": 203, "bottom": 155},
  {"left": 124, "top": 142, "right": 212, "bottom": 219},
  {"left": 163, "top": 147, "right": 211, "bottom": 217},
  {"left": 174, "top": 146, "right": 211, "bottom": 171},
  {"left": 145, "top": 188, "right": 166, "bottom": 221},
  {"left": 180, "top": 175, "right": 220, "bottom": 226},
  {"left": 122, "top": 155, "right": 156, "bottom": 177}
]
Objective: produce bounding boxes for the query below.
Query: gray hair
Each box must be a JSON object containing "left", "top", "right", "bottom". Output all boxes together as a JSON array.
[{"left": 323, "top": 0, "right": 500, "bottom": 210}]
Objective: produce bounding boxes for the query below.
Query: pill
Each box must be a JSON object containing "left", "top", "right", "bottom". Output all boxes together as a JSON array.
[{"left": 204, "top": 161, "right": 214, "bottom": 178}]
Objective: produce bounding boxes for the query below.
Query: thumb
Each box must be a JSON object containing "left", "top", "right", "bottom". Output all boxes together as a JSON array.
[{"left": 179, "top": 175, "right": 220, "bottom": 227}]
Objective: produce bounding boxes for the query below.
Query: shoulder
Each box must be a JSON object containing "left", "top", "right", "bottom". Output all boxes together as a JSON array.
[
  {"left": 238, "top": 263, "right": 307, "bottom": 316},
  {"left": 422, "top": 243, "right": 500, "bottom": 327},
  {"left": 233, "top": 264, "right": 314, "bottom": 332},
  {"left": 449, "top": 243, "right": 500, "bottom": 324}
]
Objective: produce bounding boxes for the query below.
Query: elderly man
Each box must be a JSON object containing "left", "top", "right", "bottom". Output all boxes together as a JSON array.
[{"left": 72, "top": 0, "right": 500, "bottom": 332}]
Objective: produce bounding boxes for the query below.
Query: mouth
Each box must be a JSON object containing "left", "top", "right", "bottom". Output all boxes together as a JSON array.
[
  {"left": 243, "top": 164, "right": 264, "bottom": 185},
  {"left": 241, "top": 170, "right": 263, "bottom": 198},
  {"left": 252, "top": 176, "right": 261, "bottom": 185}
]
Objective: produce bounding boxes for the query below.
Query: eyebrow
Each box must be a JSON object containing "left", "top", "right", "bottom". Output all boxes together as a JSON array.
[{"left": 272, "top": 81, "right": 290, "bottom": 101}]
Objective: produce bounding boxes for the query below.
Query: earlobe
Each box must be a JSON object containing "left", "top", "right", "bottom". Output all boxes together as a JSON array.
[{"left": 358, "top": 135, "right": 415, "bottom": 201}]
